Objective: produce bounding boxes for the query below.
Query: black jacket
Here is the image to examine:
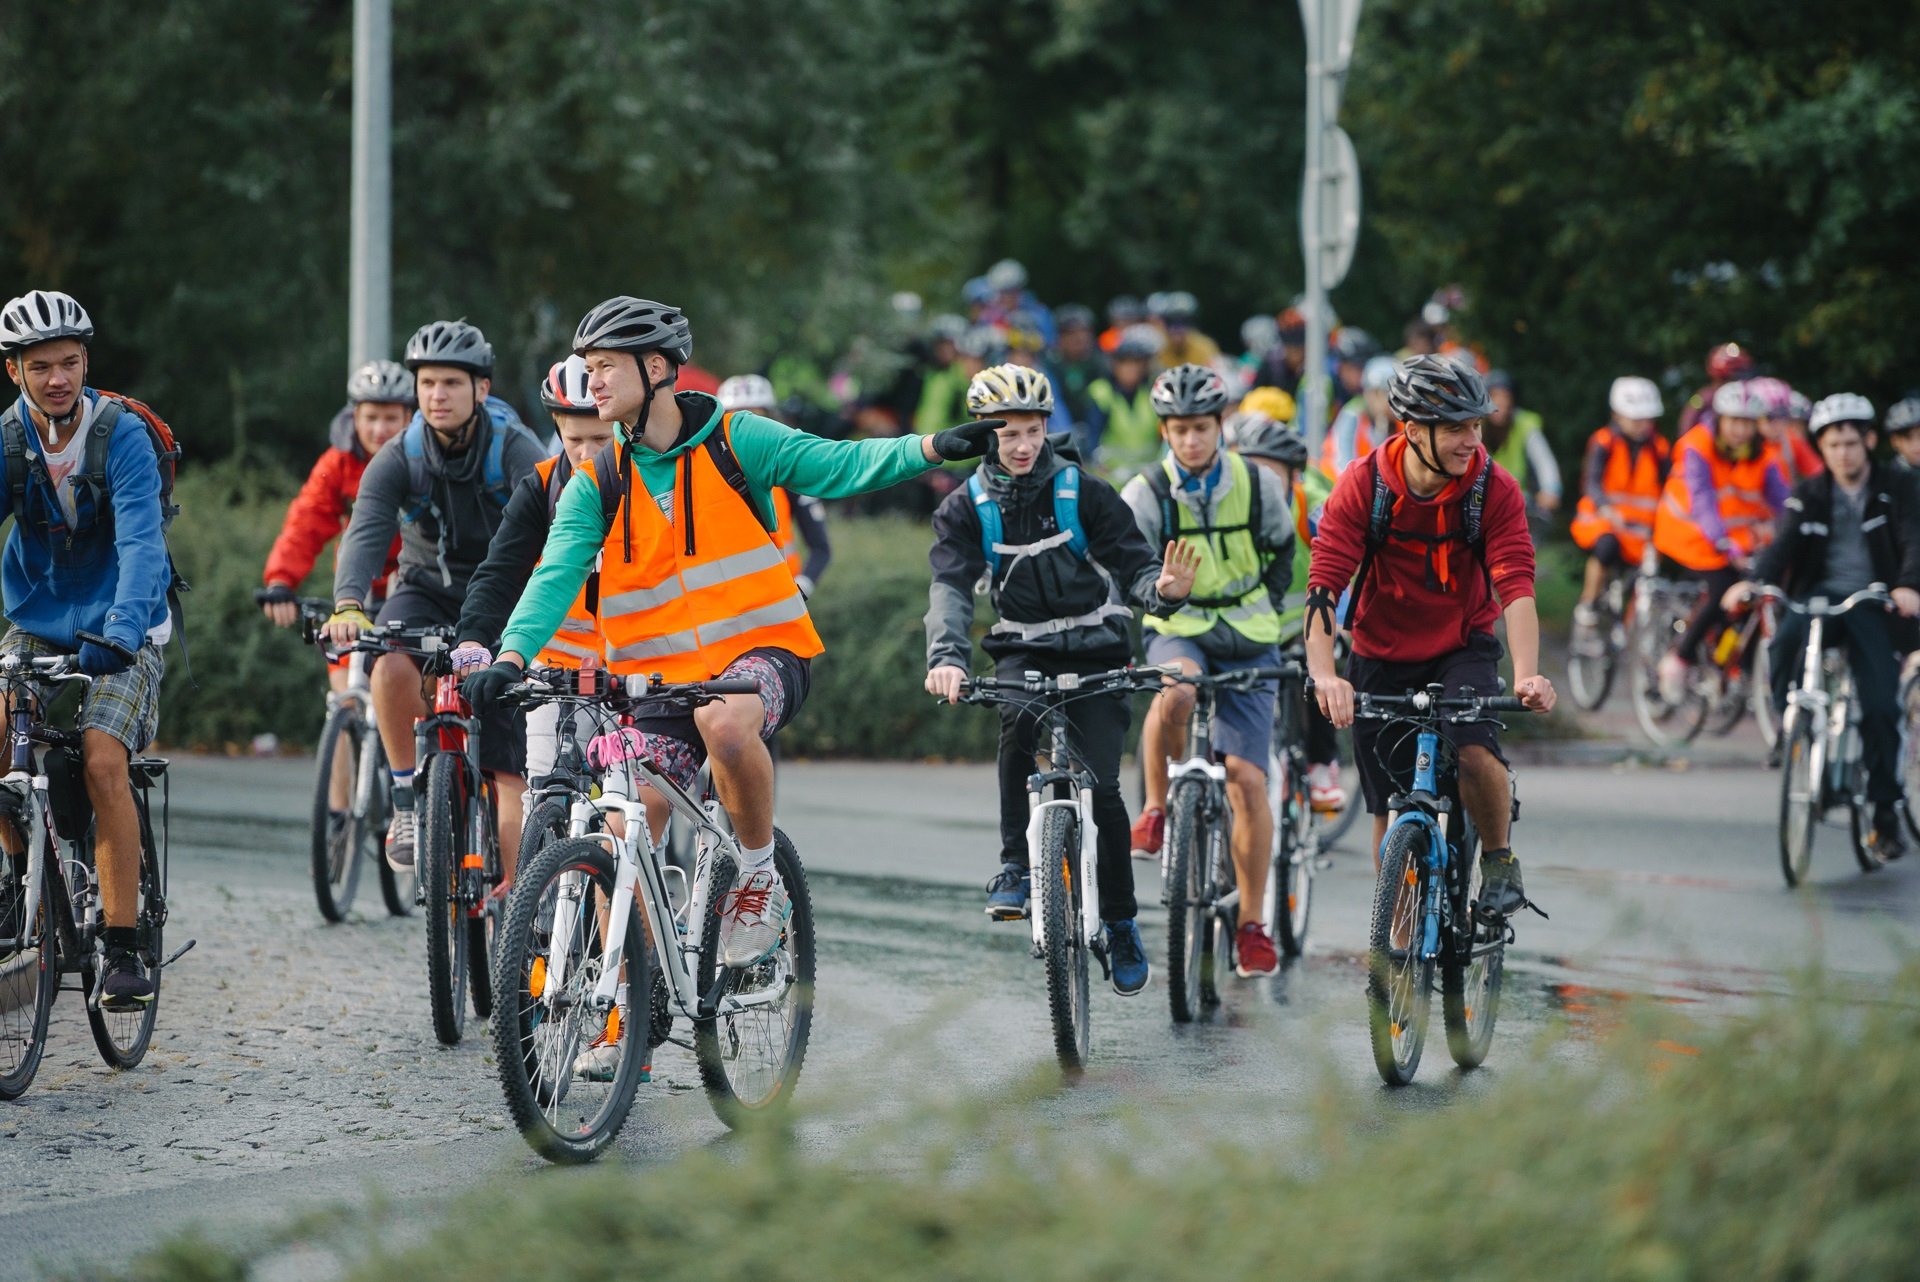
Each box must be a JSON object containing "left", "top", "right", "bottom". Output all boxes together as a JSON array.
[
  {"left": 926, "top": 441, "right": 1178, "bottom": 668},
  {"left": 456, "top": 456, "right": 572, "bottom": 649},
  {"left": 1752, "top": 462, "right": 1920, "bottom": 597}
]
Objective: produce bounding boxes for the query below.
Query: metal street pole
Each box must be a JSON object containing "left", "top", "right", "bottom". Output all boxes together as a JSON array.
[
  {"left": 1300, "top": 0, "right": 1328, "bottom": 459},
  {"left": 348, "top": 0, "right": 392, "bottom": 372}
]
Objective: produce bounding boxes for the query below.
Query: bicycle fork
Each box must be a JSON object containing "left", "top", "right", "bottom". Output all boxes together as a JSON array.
[
  {"left": 1022, "top": 789, "right": 1098, "bottom": 955},
  {"left": 0, "top": 773, "right": 45, "bottom": 952}
]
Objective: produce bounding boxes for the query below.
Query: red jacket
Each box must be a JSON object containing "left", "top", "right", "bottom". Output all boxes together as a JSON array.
[
  {"left": 263, "top": 433, "right": 400, "bottom": 594},
  {"left": 1308, "top": 438, "right": 1535, "bottom": 663}
]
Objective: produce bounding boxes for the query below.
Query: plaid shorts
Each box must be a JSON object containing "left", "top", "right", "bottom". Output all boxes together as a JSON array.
[{"left": 0, "top": 628, "right": 164, "bottom": 753}]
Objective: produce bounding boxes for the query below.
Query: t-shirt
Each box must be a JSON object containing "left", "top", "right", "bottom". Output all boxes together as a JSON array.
[
  {"left": 1818, "top": 481, "right": 1875, "bottom": 597},
  {"left": 38, "top": 414, "right": 90, "bottom": 528}
]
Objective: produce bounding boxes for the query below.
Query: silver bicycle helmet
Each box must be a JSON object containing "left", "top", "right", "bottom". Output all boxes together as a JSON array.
[
  {"left": 347, "top": 359, "right": 415, "bottom": 406},
  {"left": 572, "top": 296, "right": 693, "bottom": 365},
  {"left": 404, "top": 319, "right": 493, "bottom": 375},
  {"left": 1387, "top": 354, "right": 1494, "bottom": 425},
  {"left": 1150, "top": 363, "right": 1231, "bottom": 418}
]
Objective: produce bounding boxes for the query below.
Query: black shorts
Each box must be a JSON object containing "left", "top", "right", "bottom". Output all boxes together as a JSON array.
[
  {"left": 1588, "top": 533, "right": 1627, "bottom": 572},
  {"left": 1348, "top": 631, "right": 1508, "bottom": 816},
  {"left": 377, "top": 585, "right": 528, "bottom": 776}
]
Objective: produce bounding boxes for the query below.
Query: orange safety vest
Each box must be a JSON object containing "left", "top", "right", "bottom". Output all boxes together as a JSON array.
[
  {"left": 1652, "top": 425, "right": 1777, "bottom": 572},
  {"left": 532, "top": 455, "right": 605, "bottom": 670},
  {"left": 1319, "top": 409, "right": 1381, "bottom": 478},
  {"left": 586, "top": 419, "right": 822, "bottom": 680},
  {"left": 1570, "top": 426, "right": 1669, "bottom": 563},
  {"left": 770, "top": 487, "right": 802, "bottom": 577}
]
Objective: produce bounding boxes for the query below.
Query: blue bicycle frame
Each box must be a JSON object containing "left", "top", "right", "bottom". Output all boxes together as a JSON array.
[{"left": 1382, "top": 725, "right": 1454, "bottom": 963}]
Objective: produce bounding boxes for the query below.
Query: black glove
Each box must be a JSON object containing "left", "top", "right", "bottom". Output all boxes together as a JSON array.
[
  {"left": 255, "top": 583, "right": 296, "bottom": 606},
  {"left": 459, "top": 659, "right": 524, "bottom": 709},
  {"left": 78, "top": 638, "right": 134, "bottom": 677},
  {"left": 928, "top": 418, "right": 1005, "bottom": 462}
]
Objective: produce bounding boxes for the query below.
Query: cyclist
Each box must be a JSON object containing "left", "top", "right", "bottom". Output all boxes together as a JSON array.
[
  {"left": 1484, "top": 370, "right": 1562, "bottom": 535},
  {"left": 1651, "top": 379, "right": 1789, "bottom": 702},
  {"left": 1306, "top": 355, "right": 1553, "bottom": 922},
  {"left": 1677, "top": 341, "right": 1754, "bottom": 434},
  {"left": 1752, "top": 377, "right": 1823, "bottom": 486},
  {"left": 459, "top": 296, "right": 1001, "bottom": 969},
  {"left": 1888, "top": 396, "right": 1920, "bottom": 473},
  {"left": 1322, "top": 354, "right": 1398, "bottom": 477},
  {"left": 924, "top": 365, "right": 1199, "bottom": 995},
  {"left": 1047, "top": 303, "right": 1108, "bottom": 445},
  {"left": 718, "top": 374, "right": 834, "bottom": 599},
  {"left": 1098, "top": 295, "right": 1146, "bottom": 354},
  {"left": 1153, "top": 292, "right": 1223, "bottom": 372},
  {"left": 1233, "top": 415, "right": 1346, "bottom": 813},
  {"left": 1085, "top": 325, "right": 1163, "bottom": 473},
  {"left": 1725, "top": 393, "right": 1920, "bottom": 859},
  {"left": 0, "top": 291, "right": 170, "bottom": 1008},
  {"left": 1569, "top": 376, "right": 1670, "bottom": 642},
  {"left": 323, "top": 319, "right": 545, "bottom": 875},
  {"left": 1121, "top": 364, "right": 1297, "bottom": 976}
]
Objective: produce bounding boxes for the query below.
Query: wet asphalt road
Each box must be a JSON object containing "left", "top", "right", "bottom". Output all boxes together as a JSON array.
[{"left": 3, "top": 749, "right": 1917, "bottom": 1280}]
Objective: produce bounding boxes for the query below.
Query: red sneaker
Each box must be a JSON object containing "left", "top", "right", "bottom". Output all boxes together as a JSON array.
[
  {"left": 1235, "top": 922, "right": 1280, "bottom": 977},
  {"left": 1129, "top": 807, "right": 1165, "bottom": 860}
]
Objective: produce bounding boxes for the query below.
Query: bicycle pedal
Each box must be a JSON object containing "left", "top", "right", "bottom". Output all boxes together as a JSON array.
[{"left": 159, "top": 939, "right": 197, "bottom": 968}]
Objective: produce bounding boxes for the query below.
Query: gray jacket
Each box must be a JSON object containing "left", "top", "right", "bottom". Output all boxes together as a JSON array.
[{"left": 334, "top": 412, "right": 547, "bottom": 607}]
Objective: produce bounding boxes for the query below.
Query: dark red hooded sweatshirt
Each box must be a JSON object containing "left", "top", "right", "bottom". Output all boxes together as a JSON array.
[{"left": 1309, "top": 437, "right": 1536, "bottom": 663}]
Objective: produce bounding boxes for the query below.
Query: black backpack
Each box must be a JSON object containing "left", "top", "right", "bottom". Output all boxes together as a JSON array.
[
  {"left": 1343, "top": 452, "right": 1492, "bottom": 628},
  {"left": 589, "top": 413, "right": 778, "bottom": 560}
]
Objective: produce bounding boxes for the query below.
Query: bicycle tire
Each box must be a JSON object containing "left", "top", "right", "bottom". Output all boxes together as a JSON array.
[
  {"left": 1366, "top": 821, "right": 1433, "bottom": 1086},
  {"left": 1749, "top": 631, "right": 1780, "bottom": 752},
  {"left": 1441, "top": 821, "right": 1501, "bottom": 1069},
  {"left": 519, "top": 796, "right": 572, "bottom": 871},
  {"left": 85, "top": 802, "right": 161, "bottom": 1069},
  {"left": 695, "top": 830, "right": 815, "bottom": 1128},
  {"left": 1268, "top": 748, "right": 1313, "bottom": 957},
  {"left": 420, "top": 752, "right": 469, "bottom": 1045},
  {"left": 1315, "top": 725, "right": 1364, "bottom": 849},
  {"left": 1035, "top": 806, "right": 1091, "bottom": 1074},
  {"left": 1629, "top": 609, "right": 1706, "bottom": 746},
  {"left": 1164, "top": 778, "right": 1209, "bottom": 1024},
  {"left": 0, "top": 840, "right": 56, "bottom": 1099},
  {"left": 1843, "top": 725, "right": 1883, "bottom": 873},
  {"left": 1564, "top": 611, "right": 1617, "bottom": 711},
  {"left": 368, "top": 738, "right": 414, "bottom": 918},
  {"left": 1778, "top": 714, "right": 1819, "bottom": 889},
  {"left": 310, "top": 704, "right": 364, "bottom": 924},
  {"left": 490, "top": 837, "right": 649, "bottom": 1164},
  {"left": 466, "top": 780, "right": 497, "bottom": 1020}
]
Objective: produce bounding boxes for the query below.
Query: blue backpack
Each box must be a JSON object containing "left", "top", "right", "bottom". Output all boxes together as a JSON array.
[
  {"left": 968, "top": 464, "right": 1089, "bottom": 579},
  {"left": 398, "top": 396, "right": 539, "bottom": 523}
]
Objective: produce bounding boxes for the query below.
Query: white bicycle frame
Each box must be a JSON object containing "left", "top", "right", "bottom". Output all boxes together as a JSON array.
[
  {"left": 535, "top": 740, "right": 793, "bottom": 1026},
  {"left": 1021, "top": 785, "right": 1100, "bottom": 956}
]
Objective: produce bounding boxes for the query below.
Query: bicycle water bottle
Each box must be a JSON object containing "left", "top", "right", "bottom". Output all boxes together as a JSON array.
[{"left": 1712, "top": 625, "right": 1740, "bottom": 667}]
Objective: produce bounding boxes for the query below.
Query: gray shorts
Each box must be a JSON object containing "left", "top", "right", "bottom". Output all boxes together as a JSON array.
[
  {"left": 0, "top": 628, "right": 163, "bottom": 753},
  {"left": 1144, "top": 632, "right": 1279, "bottom": 773}
]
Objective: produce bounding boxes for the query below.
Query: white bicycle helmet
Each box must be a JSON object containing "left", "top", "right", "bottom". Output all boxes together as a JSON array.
[
  {"left": 1608, "top": 376, "right": 1663, "bottom": 420},
  {"left": 539, "top": 355, "right": 597, "bottom": 414},
  {"left": 718, "top": 374, "right": 778, "bottom": 412},
  {"left": 1711, "top": 380, "right": 1769, "bottom": 421},
  {"left": 0, "top": 290, "right": 92, "bottom": 354},
  {"left": 1808, "top": 392, "right": 1875, "bottom": 438},
  {"left": 1362, "top": 354, "right": 1398, "bottom": 392}
]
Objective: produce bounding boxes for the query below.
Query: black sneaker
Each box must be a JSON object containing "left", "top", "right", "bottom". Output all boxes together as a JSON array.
[
  {"left": 1476, "top": 848, "right": 1531, "bottom": 921},
  {"left": 100, "top": 947, "right": 156, "bottom": 1010},
  {"left": 1873, "top": 804, "right": 1906, "bottom": 862}
]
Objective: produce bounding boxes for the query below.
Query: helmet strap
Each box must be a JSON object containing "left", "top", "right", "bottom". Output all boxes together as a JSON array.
[
  {"left": 1407, "top": 422, "right": 1452, "bottom": 479},
  {"left": 20, "top": 348, "right": 88, "bottom": 442}
]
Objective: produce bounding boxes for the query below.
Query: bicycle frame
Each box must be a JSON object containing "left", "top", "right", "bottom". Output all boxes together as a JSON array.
[
  {"left": 1383, "top": 728, "right": 1453, "bottom": 963},
  {"left": 1021, "top": 705, "right": 1102, "bottom": 957}
]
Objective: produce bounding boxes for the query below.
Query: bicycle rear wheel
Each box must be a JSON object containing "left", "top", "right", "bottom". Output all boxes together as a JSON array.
[
  {"left": 1366, "top": 822, "right": 1433, "bottom": 1086},
  {"left": 1164, "top": 778, "right": 1209, "bottom": 1023},
  {"left": 1268, "top": 748, "right": 1313, "bottom": 957},
  {"left": 491, "top": 837, "right": 648, "bottom": 1164},
  {"left": 696, "top": 830, "right": 815, "bottom": 1128},
  {"left": 1565, "top": 611, "right": 1616, "bottom": 711},
  {"left": 1778, "top": 713, "right": 1820, "bottom": 889},
  {"left": 1035, "top": 806, "right": 1090, "bottom": 1073},
  {"left": 1749, "top": 629, "right": 1780, "bottom": 751},
  {"left": 420, "top": 752, "right": 470, "bottom": 1045},
  {"left": 1442, "top": 822, "right": 1501, "bottom": 1069},
  {"left": 465, "top": 780, "right": 499, "bottom": 1020},
  {"left": 0, "top": 840, "right": 55, "bottom": 1099},
  {"left": 367, "top": 738, "right": 414, "bottom": 918},
  {"left": 310, "top": 704, "right": 364, "bottom": 923},
  {"left": 1842, "top": 727, "right": 1883, "bottom": 873},
  {"left": 1629, "top": 609, "right": 1706, "bottom": 746},
  {"left": 85, "top": 808, "right": 161, "bottom": 1069}
]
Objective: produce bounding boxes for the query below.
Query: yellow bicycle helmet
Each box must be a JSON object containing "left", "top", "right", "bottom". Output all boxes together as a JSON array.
[
  {"left": 966, "top": 363, "right": 1056, "bottom": 416},
  {"left": 1240, "top": 385, "right": 1298, "bottom": 425}
]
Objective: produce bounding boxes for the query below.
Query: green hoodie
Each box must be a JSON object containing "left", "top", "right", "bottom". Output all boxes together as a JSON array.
[{"left": 499, "top": 392, "right": 931, "bottom": 660}]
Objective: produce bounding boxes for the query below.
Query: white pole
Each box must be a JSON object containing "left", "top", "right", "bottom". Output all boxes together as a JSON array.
[
  {"left": 348, "top": 0, "right": 392, "bottom": 372},
  {"left": 1301, "top": 0, "right": 1332, "bottom": 459}
]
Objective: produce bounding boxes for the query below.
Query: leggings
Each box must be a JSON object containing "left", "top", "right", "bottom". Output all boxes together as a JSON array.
[{"left": 1670, "top": 565, "right": 1742, "bottom": 664}]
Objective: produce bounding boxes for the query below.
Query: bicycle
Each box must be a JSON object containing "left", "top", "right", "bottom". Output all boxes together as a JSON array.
[
  {"left": 1565, "top": 557, "right": 1642, "bottom": 711},
  {"left": 1267, "top": 658, "right": 1332, "bottom": 958},
  {"left": 949, "top": 666, "right": 1165, "bottom": 1073},
  {"left": 0, "top": 641, "right": 195, "bottom": 1099},
  {"left": 273, "top": 594, "right": 414, "bottom": 923},
  {"left": 491, "top": 670, "right": 814, "bottom": 1163},
  {"left": 1354, "top": 684, "right": 1527, "bottom": 1087},
  {"left": 1629, "top": 572, "right": 1777, "bottom": 749},
  {"left": 1161, "top": 663, "right": 1290, "bottom": 1023},
  {"left": 1762, "top": 584, "right": 1894, "bottom": 887}
]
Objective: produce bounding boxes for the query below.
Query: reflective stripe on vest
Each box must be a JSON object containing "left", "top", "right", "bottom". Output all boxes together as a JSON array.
[
  {"left": 1143, "top": 451, "right": 1281, "bottom": 644},
  {"left": 532, "top": 454, "right": 604, "bottom": 670},
  {"left": 1652, "top": 425, "right": 1776, "bottom": 571},
  {"left": 589, "top": 421, "right": 822, "bottom": 679}
]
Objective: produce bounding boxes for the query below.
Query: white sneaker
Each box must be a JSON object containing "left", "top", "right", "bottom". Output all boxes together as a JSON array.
[
  {"left": 574, "top": 1039, "right": 622, "bottom": 1082},
  {"left": 1657, "top": 654, "right": 1691, "bottom": 706},
  {"left": 1572, "top": 603, "right": 1600, "bottom": 629},
  {"left": 717, "top": 866, "right": 791, "bottom": 967},
  {"left": 384, "top": 809, "right": 416, "bottom": 872},
  {"left": 1307, "top": 763, "right": 1347, "bottom": 813}
]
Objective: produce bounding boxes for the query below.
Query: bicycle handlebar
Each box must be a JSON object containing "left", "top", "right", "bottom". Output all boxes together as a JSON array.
[
  {"left": 503, "top": 669, "right": 762, "bottom": 708},
  {"left": 1350, "top": 686, "right": 1528, "bottom": 722},
  {"left": 256, "top": 589, "right": 334, "bottom": 620},
  {"left": 951, "top": 664, "right": 1179, "bottom": 705},
  {"left": 1746, "top": 583, "right": 1893, "bottom": 618}
]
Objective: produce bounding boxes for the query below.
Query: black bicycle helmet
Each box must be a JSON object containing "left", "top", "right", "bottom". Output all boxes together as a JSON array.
[
  {"left": 572, "top": 296, "right": 694, "bottom": 365},
  {"left": 1054, "top": 302, "right": 1095, "bottom": 333},
  {"left": 0, "top": 290, "right": 92, "bottom": 354},
  {"left": 1151, "top": 363, "right": 1231, "bottom": 418},
  {"left": 1234, "top": 415, "right": 1309, "bottom": 468},
  {"left": 1330, "top": 326, "right": 1379, "bottom": 364},
  {"left": 1387, "top": 353, "right": 1494, "bottom": 425},
  {"left": 404, "top": 319, "right": 493, "bottom": 376}
]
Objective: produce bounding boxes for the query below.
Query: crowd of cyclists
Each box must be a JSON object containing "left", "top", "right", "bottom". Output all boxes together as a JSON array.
[{"left": 3, "top": 265, "right": 1915, "bottom": 1091}]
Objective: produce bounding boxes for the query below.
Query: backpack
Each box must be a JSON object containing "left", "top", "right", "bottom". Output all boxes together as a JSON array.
[
  {"left": 1343, "top": 451, "right": 1492, "bottom": 628},
  {"left": 968, "top": 464, "right": 1088, "bottom": 580},
  {"left": 1141, "top": 455, "right": 1271, "bottom": 609},
  {"left": 397, "top": 397, "right": 540, "bottom": 524}
]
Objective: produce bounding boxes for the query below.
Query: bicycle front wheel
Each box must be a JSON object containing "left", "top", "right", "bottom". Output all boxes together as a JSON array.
[
  {"left": 1442, "top": 823, "right": 1501, "bottom": 1069},
  {"left": 1564, "top": 615, "right": 1616, "bottom": 711},
  {"left": 1366, "top": 822, "right": 1434, "bottom": 1086},
  {"left": 0, "top": 841, "right": 55, "bottom": 1099},
  {"left": 1778, "top": 713, "right": 1820, "bottom": 889},
  {"left": 695, "top": 829, "right": 815, "bottom": 1128},
  {"left": 466, "top": 781, "right": 499, "bottom": 1021},
  {"left": 1164, "top": 778, "right": 1209, "bottom": 1024},
  {"left": 420, "top": 752, "right": 470, "bottom": 1045},
  {"left": 1268, "top": 749, "right": 1312, "bottom": 958},
  {"left": 310, "top": 704, "right": 365, "bottom": 923},
  {"left": 491, "top": 837, "right": 648, "bottom": 1164},
  {"left": 1035, "top": 806, "right": 1091, "bottom": 1074}
]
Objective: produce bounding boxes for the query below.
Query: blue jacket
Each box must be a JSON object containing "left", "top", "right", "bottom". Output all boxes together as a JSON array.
[{"left": 1, "top": 389, "right": 171, "bottom": 653}]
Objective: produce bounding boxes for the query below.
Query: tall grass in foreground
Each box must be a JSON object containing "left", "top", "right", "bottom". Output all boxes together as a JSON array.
[{"left": 105, "top": 963, "right": 1920, "bottom": 1281}]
